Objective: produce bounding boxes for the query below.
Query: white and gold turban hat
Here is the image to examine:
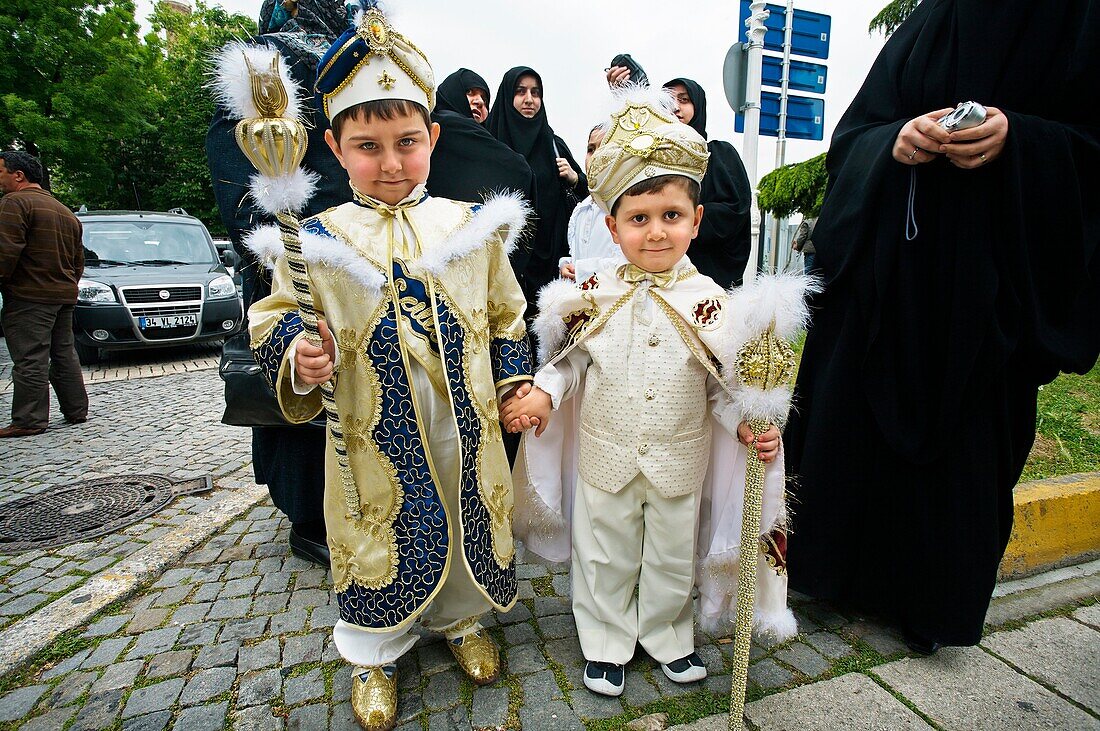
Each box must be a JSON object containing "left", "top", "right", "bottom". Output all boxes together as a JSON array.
[
  {"left": 587, "top": 84, "right": 710, "bottom": 213},
  {"left": 315, "top": 1, "right": 435, "bottom": 122}
]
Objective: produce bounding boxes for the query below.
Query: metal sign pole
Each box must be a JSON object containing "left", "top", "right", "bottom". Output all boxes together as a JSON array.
[
  {"left": 740, "top": 1, "right": 768, "bottom": 285},
  {"left": 769, "top": 0, "right": 795, "bottom": 274}
]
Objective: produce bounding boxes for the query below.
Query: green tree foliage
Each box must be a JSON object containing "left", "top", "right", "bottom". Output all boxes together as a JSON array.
[
  {"left": 0, "top": 1, "right": 252, "bottom": 229},
  {"left": 0, "top": 0, "right": 162, "bottom": 205},
  {"left": 756, "top": 153, "right": 827, "bottom": 218},
  {"left": 869, "top": 0, "right": 921, "bottom": 36},
  {"left": 132, "top": 2, "right": 254, "bottom": 230}
]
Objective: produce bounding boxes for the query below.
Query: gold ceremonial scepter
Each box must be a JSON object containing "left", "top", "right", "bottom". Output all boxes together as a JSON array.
[
  {"left": 728, "top": 325, "right": 797, "bottom": 729},
  {"left": 230, "top": 52, "right": 360, "bottom": 517}
]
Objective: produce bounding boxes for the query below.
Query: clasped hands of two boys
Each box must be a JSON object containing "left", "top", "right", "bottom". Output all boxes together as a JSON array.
[{"left": 295, "top": 324, "right": 780, "bottom": 462}]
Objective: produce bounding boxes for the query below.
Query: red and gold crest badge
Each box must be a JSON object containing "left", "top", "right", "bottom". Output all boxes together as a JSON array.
[{"left": 691, "top": 297, "right": 723, "bottom": 330}]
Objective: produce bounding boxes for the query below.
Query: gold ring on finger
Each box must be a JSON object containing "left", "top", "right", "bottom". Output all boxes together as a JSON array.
[{"left": 979, "top": 153, "right": 987, "bottom": 162}]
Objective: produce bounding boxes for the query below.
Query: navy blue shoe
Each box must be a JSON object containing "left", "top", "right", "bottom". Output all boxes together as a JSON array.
[
  {"left": 583, "top": 661, "right": 625, "bottom": 697},
  {"left": 661, "top": 652, "right": 706, "bottom": 683}
]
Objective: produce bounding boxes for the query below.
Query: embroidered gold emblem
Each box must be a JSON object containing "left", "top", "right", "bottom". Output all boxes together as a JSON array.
[
  {"left": 398, "top": 294, "right": 437, "bottom": 336},
  {"left": 378, "top": 70, "right": 397, "bottom": 90},
  {"left": 467, "top": 308, "right": 489, "bottom": 352},
  {"left": 337, "top": 327, "right": 361, "bottom": 371},
  {"left": 619, "top": 106, "right": 652, "bottom": 132},
  {"left": 480, "top": 396, "right": 501, "bottom": 441},
  {"left": 485, "top": 482, "right": 513, "bottom": 534},
  {"left": 691, "top": 297, "right": 723, "bottom": 330},
  {"left": 343, "top": 416, "right": 371, "bottom": 453}
]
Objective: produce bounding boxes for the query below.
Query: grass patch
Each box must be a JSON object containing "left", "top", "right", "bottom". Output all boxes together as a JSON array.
[
  {"left": 0, "top": 629, "right": 94, "bottom": 696},
  {"left": 529, "top": 576, "right": 555, "bottom": 597},
  {"left": 984, "top": 594, "right": 1098, "bottom": 635},
  {"left": 1022, "top": 364, "right": 1100, "bottom": 481},
  {"left": 503, "top": 674, "right": 523, "bottom": 729}
]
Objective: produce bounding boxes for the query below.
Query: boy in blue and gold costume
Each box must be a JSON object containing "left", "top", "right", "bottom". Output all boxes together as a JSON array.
[{"left": 246, "top": 3, "right": 532, "bottom": 728}]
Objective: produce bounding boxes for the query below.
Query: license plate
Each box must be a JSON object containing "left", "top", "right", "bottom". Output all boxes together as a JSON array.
[{"left": 138, "top": 315, "right": 198, "bottom": 329}]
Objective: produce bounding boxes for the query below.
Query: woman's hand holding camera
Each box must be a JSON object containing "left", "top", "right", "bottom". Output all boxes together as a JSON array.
[
  {"left": 940, "top": 106, "right": 1008, "bottom": 169},
  {"left": 894, "top": 106, "right": 1009, "bottom": 169},
  {"left": 893, "top": 108, "right": 953, "bottom": 165}
]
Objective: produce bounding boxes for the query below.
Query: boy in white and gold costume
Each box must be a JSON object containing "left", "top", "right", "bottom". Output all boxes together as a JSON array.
[
  {"left": 246, "top": 4, "right": 532, "bottom": 728},
  {"left": 503, "top": 86, "right": 797, "bottom": 697}
]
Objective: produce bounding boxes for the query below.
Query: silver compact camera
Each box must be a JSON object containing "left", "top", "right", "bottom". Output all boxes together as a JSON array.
[{"left": 938, "top": 101, "right": 987, "bottom": 131}]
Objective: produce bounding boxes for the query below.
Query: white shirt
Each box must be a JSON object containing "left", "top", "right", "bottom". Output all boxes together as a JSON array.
[{"left": 560, "top": 196, "right": 623, "bottom": 283}]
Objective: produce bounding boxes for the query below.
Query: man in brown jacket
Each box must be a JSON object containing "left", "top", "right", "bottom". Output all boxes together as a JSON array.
[{"left": 0, "top": 151, "right": 88, "bottom": 437}]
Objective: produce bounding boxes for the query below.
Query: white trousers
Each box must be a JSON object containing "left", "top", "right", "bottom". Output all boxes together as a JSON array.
[
  {"left": 571, "top": 471, "right": 699, "bottom": 665},
  {"left": 332, "top": 364, "right": 493, "bottom": 667}
]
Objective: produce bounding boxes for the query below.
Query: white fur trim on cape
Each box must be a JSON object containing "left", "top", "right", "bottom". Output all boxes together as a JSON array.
[
  {"left": 208, "top": 41, "right": 304, "bottom": 122},
  {"left": 248, "top": 169, "right": 319, "bottom": 216},
  {"left": 240, "top": 224, "right": 386, "bottom": 292},
  {"left": 416, "top": 191, "right": 531, "bottom": 276},
  {"left": 242, "top": 224, "right": 282, "bottom": 270},
  {"left": 299, "top": 229, "right": 386, "bottom": 291},
  {"left": 532, "top": 278, "right": 582, "bottom": 365}
]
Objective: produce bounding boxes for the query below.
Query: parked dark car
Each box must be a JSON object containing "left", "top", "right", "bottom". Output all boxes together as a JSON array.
[{"left": 73, "top": 210, "right": 243, "bottom": 364}]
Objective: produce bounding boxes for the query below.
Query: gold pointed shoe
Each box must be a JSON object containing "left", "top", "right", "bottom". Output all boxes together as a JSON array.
[
  {"left": 351, "top": 665, "right": 398, "bottom": 731},
  {"left": 448, "top": 631, "right": 500, "bottom": 685}
]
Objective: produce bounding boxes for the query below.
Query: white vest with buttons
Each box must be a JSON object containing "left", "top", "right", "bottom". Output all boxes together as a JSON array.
[{"left": 577, "top": 285, "right": 712, "bottom": 498}]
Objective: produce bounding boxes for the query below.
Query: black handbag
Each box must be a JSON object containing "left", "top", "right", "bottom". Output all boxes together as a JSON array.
[{"left": 218, "top": 329, "right": 294, "bottom": 427}]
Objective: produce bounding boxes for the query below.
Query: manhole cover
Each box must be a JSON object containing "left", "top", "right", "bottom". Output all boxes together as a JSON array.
[{"left": 0, "top": 475, "right": 213, "bottom": 553}]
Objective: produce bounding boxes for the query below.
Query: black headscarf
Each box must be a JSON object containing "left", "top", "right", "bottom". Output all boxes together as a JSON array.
[
  {"left": 486, "top": 66, "right": 586, "bottom": 300},
  {"left": 428, "top": 69, "right": 536, "bottom": 250},
  {"left": 665, "top": 77, "right": 709, "bottom": 139},
  {"left": 663, "top": 77, "right": 752, "bottom": 287},
  {"left": 436, "top": 67, "right": 491, "bottom": 116}
]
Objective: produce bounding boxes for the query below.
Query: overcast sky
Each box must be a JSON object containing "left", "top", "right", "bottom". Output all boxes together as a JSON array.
[{"left": 138, "top": 0, "right": 889, "bottom": 182}]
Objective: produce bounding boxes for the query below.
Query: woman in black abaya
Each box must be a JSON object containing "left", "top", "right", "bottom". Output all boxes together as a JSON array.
[
  {"left": 664, "top": 78, "right": 752, "bottom": 288},
  {"left": 205, "top": 0, "right": 352, "bottom": 566},
  {"left": 784, "top": 0, "right": 1099, "bottom": 650},
  {"left": 427, "top": 68, "right": 536, "bottom": 212},
  {"left": 486, "top": 66, "right": 587, "bottom": 305}
]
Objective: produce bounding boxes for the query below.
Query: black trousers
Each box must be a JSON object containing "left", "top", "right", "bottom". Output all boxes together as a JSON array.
[{"left": 2, "top": 298, "right": 88, "bottom": 429}]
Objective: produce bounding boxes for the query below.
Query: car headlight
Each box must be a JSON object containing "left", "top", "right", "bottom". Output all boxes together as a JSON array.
[
  {"left": 77, "top": 279, "right": 117, "bottom": 304},
  {"left": 208, "top": 274, "right": 236, "bottom": 299}
]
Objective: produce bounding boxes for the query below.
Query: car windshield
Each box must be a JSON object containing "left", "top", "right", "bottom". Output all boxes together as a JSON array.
[{"left": 82, "top": 220, "right": 216, "bottom": 266}]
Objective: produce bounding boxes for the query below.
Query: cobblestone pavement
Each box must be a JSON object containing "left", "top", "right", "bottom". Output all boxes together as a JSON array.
[
  {"left": 0, "top": 337, "right": 250, "bottom": 633},
  {"left": 0, "top": 341, "right": 1096, "bottom": 730},
  {"left": 0, "top": 492, "right": 1095, "bottom": 730}
]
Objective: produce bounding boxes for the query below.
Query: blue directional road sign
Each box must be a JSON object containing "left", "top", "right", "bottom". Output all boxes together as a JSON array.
[
  {"left": 738, "top": 1, "right": 832, "bottom": 59},
  {"left": 761, "top": 55, "right": 827, "bottom": 94},
  {"left": 735, "top": 91, "right": 824, "bottom": 141}
]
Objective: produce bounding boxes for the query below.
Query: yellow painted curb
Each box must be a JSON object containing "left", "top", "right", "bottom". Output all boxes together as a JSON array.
[{"left": 999, "top": 472, "right": 1100, "bottom": 580}]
